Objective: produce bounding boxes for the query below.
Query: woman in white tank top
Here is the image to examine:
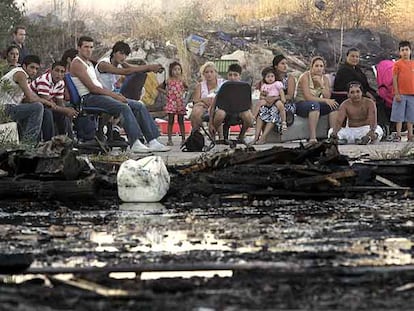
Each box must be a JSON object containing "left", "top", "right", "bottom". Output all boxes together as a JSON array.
[{"left": 190, "top": 62, "right": 224, "bottom": 135}]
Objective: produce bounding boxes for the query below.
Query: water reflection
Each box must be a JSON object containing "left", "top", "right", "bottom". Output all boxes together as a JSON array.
[
  {"left": 119, "top": 202, "right": 167, "bottom": 215},
  {"left": 140, "top": 270, "right": 233, "bottom": 280},
  {"left": 346, "top": 238, "right": 413, "bottom": 266},
  {"left": 129, "top": 230, "right": 231, "bottom": 253},
  {"left": 2, "top": 198, "right": 414, "bottom": 271},
  {"left": 90, "top": 231, "right": 119, "bottom": 252}
]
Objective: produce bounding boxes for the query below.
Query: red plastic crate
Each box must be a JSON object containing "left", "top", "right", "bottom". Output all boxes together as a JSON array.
[{"left": 156, "top": 119, "right": 242, "bottom": 135}]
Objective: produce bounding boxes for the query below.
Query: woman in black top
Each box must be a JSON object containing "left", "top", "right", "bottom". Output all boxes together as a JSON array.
[{"left": 332, "top": 47, "right": 377, "bottom": 104}]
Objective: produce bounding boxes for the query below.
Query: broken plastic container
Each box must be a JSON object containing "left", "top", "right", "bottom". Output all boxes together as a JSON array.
[{"left": 117, "top": 156, "right": 170, "bottom": 202}]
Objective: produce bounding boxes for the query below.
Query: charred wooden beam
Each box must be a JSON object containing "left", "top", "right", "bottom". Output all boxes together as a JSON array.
[
  {"left": 0, "top": 177, "right": 96, "bottom": 200},
  {"left": 291, "top": 169, "right": 356, "bottom": 189},
  {"left": 23, "top": 262, "right": 414, "bottom": 276}
]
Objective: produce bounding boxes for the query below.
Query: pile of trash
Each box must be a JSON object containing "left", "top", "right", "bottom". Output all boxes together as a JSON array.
[{"left": 117, "top": 26, "right": 398, "bottom": 85}]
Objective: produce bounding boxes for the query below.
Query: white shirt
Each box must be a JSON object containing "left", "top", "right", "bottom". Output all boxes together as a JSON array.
[
  {"left": 95, "top": 56, "right": 121, "bottom": 91},
  {"left": 72, "top": 56, "right": 103, "bottom": 97},
  {"left": 0, "top": 67, "right": 28, "bottom": 106}
]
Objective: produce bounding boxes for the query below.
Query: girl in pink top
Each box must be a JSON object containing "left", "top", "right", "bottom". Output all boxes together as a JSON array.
[
  {"left": 158, "top": 61, "right": 188, "bottom": 146},
  {"left": 253, "top": 67, "right": 287, "bottom": 145}
]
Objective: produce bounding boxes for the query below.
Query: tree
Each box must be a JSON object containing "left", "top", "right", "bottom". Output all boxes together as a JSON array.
[
  {"left": 25, "top": 13, "right": 88, "bottom": 66},
  {"left": 0, "top": 0, "right": 24, "bottom": 49},
  {"left": 297, "top": 0, "right": 394, "bottom": 29}
]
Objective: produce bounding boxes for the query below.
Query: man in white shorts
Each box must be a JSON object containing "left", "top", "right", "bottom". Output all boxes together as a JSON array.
[{"left": 329, "top": 81, "right": 383, "bottom": 144}]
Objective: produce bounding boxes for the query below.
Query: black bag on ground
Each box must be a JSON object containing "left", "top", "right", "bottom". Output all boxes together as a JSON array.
[
  {"left": 181, "top": 130, "right": 205, "bottom": 152},
  {"left": 74, "top": 115, "right": 96, "bottom": 142}
]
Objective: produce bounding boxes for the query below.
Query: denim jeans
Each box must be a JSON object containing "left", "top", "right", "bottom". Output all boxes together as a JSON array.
[
  {"left": 127, "top": 99, "right": 159, "bottom": 142},
  {"left": 54, "top": 110, "right": 74, "bottom": 138},
  {"left": 295, "top": 101, "right": 334, "bottom": 118},
  {"left": 120, "top": 72, "right": 147, "bottom": 101},
  {"left": 5, "top": 102, "right": 44, "bottom": 143},
  {"left": 42, "top": 108, "right": 75, "bottom": 141},
  {"left": 42, "top": 108, "right": 55, "bottom": 141},
  {"left": 83, "top": 94, "right": 159, "bottom": 145}
]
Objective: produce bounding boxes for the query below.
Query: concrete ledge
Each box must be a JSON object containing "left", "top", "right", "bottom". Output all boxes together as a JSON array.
[{"left": 267, "top": 114, "right": 330, "bottom": 143}]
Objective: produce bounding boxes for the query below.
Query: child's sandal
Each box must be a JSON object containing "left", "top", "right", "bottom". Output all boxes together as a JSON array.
[{"left": 281, "top": 121, "right": 288, "bottom": 132}]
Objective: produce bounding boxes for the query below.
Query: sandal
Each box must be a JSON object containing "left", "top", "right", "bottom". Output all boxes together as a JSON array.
[
  {"left": 281, "top": 121, "right": 288, "bottom": 132},
  {"left": 355, "top": 135, "right": 372, "bottom": 145},
  {"left": 392, "top": 135, "right": 402, "bottom": 142}
]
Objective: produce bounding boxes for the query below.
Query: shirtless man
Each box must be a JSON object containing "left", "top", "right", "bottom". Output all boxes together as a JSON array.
[{"left": 329, "top": 81, "right": 383, "bottom": 144}]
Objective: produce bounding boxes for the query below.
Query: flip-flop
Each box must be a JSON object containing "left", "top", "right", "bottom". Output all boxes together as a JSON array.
[{"left": 356, "top": 135, "right": 372, "bottom": 145}]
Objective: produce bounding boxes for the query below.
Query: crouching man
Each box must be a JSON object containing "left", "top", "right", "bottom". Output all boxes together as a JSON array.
[{"left": 329, "top": 81, "right": 383, "bottom": 144}]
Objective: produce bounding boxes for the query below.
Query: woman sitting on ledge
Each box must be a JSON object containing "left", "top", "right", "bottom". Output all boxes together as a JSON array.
[
  {"left": 332, "top": 47, "right": 378, "bottom": 105},
  {"left": 190, "top": 62, "right": 224, "bottom": 138},
  {"left": 295, "top": 56, "right": 338, "bottom": 144}
]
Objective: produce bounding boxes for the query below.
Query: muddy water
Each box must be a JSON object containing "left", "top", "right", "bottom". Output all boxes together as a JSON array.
[
  {"left": 1, "top": 197, "right": 414, "bottom": 310},
  {"left": 1, "top": 197, "right": 413, "bottom": 269}
]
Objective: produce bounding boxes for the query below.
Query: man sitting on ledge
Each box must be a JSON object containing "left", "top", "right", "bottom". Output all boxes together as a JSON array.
[{"left": 329, "top": 81, "right": 383, "bottom": 145}]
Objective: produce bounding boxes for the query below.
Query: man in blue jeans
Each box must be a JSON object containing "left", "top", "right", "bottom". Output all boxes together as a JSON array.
[
  {"left": 30, "top": 60, "right": 78, "bottom": 140},
  {"left": 0, "top": 55, "right": 56, "bottom": 143},
  {"left": 70, "top": 36, "right": 170, "bottom": 153},
  {"left": 95, "top": 41, "right": 169, "bottom": 152}
]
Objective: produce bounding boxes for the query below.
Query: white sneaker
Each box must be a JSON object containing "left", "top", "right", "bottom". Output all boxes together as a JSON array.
[
  {"left": 148, "top": 139, "right": 171, "bottom": 152},
  {"left": 131, "top": 139, "right": 151, "bottom": 153}
]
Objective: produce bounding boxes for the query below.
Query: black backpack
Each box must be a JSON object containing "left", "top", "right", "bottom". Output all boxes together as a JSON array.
[{"left": 181, "top": 130, "right": 205, "bottom": 152}]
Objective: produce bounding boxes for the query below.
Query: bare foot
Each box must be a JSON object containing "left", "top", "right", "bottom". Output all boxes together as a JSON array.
[
  {"left": 246, "top": 138, "right": 257, "bottom": 146},
  {"left": 167, "top": 140, "right": 174, "bottom": 146},
  {"left": 306, "top": 138, "right": 318, "bottom": 146},
  {"left": 255, "top": 139, "right": 266, "bottom": 145}
]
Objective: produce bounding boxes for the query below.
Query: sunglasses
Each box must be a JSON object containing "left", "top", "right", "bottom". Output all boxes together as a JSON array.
[{"left": 348, "top": 82, "right": 362, "bottom": 89}]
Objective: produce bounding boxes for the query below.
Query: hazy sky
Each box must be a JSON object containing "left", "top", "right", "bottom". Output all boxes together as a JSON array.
[{"left": 18, "top": 0, "right": 157, "bottom": 12}]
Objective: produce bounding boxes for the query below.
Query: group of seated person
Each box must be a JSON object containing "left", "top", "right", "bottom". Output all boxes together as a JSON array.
[
  {"left": 0, "top": 36, "right": 397, "bottom": 149},
  {"left": 192, "top": 47, "right": 391, "bottom": 146},
  {"left": 0, "top": 36, "right": 171, "bottom": 152}
]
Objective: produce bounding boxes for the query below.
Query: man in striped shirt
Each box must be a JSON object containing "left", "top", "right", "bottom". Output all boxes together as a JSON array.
[{"left": 30, "top": 61, "right": 78, "bottom": 140}]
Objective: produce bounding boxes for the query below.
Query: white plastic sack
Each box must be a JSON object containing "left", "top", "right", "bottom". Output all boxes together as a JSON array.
[{"left": 117, "top": 156, "right": 170, "bottom": 202}]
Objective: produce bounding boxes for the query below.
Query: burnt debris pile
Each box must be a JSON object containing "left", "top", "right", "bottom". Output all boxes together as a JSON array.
[
  {"left": 166, "top": 142, "right": 410, "bottom": 205},
  {"left": 0, "top": 136, "right": 105, "bottom": 201}
]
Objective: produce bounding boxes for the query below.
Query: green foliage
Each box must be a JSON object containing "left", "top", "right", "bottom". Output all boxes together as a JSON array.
[
  {"left": 24, "top": 14, "right": 87, "bottom": 66},
  {"left": 0, "top": 74, "right": 13, "bottom": 123},
  {"left": 0, "top": 60, "right": 8, "bottom": 77},
  {"left": 0, "top": 108, "right": 12, "bottom": 124},
  {"left": 0, "top": 0, "right": 24, "bottom": 48}
]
